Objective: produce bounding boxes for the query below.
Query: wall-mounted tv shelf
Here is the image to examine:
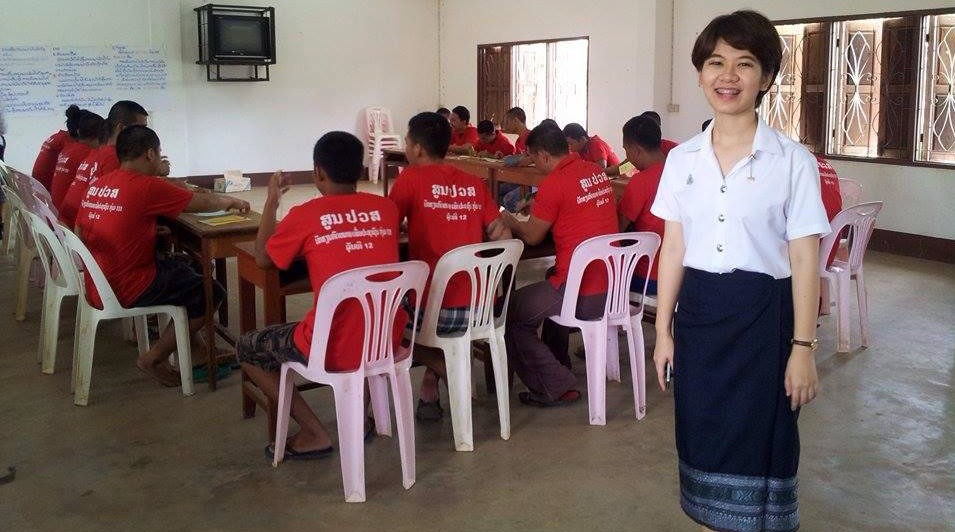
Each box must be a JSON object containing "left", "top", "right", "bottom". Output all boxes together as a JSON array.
[{"left": 195, "top": 4, "right": 276, "bottom": 82}]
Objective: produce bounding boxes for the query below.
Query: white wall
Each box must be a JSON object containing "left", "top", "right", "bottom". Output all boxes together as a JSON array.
[
  {"left": 438, "top": 0, "right": 668, "bottom": 157},
  {"left": 664, "top": 0, "right": 955, "bottom": 240}
]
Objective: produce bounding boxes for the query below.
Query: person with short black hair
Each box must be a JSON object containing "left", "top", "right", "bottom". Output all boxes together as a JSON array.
[
  {"left": 388, "top": 112, "right": 511, "bottom": 420},
  {"left": 503, "top": 107, "right": 530, "bottom": 155},
  {"left": 50, "top": 109, "right": 104, "bottom": 209},
  {"left": 75, "top": 125, "right": 249, "bottom": 388},
  {"left": 562, "top": 122, "right": 620, "bottom": 169},
  {"left": 500, "top": 124, "right": 617, "bottom": 407},
  {"left": 473, "top": 119, "right": 515, "bottom": 158},
  {"left": 238, "top": 131, "right": 405, "bottom": 459},
  {"left": 447, "top": 105, "right": 480, "bottom": 154},
  {"left": 651, "top": 10, "right": 829, "bottom": 531},
  {"left": 607, "top": 111, "right": 679, "bottom": 177},
  {"left": 32, "top": 105, "right": 83, "bottom": 192},
  {"left": 436, "top": 107, "right": 451, "bottom": 121}
]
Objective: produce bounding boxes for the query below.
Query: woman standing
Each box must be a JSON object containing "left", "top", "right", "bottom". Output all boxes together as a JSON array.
[{"left": 650, "top": 11, "right": 830, "bottom": 532}]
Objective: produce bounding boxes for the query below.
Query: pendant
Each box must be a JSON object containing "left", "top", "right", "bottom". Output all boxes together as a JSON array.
[{"left": 686, "top": 174, "right": 694, "bottom": 185}]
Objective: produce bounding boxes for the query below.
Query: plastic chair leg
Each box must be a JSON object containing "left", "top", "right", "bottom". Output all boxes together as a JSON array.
[
  {"left": 855, "top": 268, "right": 869, "bottom": 348},
  {"left": 626, "top": 315, "right": 647, "bottom": 420},
  {"left": 70, "top": 308, "right": 84, "bottom": 393},
  {"left": 333, "top": 375, "right": 368, "bottom": 503},
  {"left": 391, "top": 365, "right": 416, "bottom": 490},
  {"left": 606, "top": 327, "right": 621, "bottom": 382},
  {"left": 73, "top": 314, "right": 100, "bottom": 406},
  {"left": 134, "top": 315, "right": 149, "bottom": 356},
  {"left": 581, "top": 322, "right": 609, "bottom": 426},
  {"left": 368, "top": 374, "right": 393, "bottom": 437},
  {"left": 272, "top": 365, "right": 296, "bottom": 467},
  {"left": 444, "top": 339, "right": 474, "bottom": 452},
  {"left": 488, "top": 330, "right": 511, "bottom": 440},
  {"left": 171, "top": 310, "right": 194, "bottom": 396},
  {"left": 836, "top": 272, "right": 851, "bottom": 353},
  {"left": 40, "top": 287, "right": 65, "bottom": 374}
]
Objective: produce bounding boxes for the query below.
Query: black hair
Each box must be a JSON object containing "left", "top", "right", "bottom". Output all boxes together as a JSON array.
[
  {"left": 312, "top": 131, "right": 365, "bottom": 185},
  {"left": 639, "top": 110, "right": 662, "bottom": 127},
  {"left": 505, "top": 107, "right": 526, "bottom": 123},
  {"left": 102, "top": 100, "right": 148, "bottom": 143},
  {"left": 64, "top": 105, "right": 82, "bottom": 138},
  {"left": 477, "top": 120, "right": 495, "bottom": 135},
  {"left": 436, "top": 107, "right": 451, "bottom": 116},
  {"left": 622, "top": 116, "right": 661, "bottom": 150},
  {"left": 691, "top": 10, "right": 782, "bottom": 106},
  {"left": 407, "top": 112, "right": 452, "bottom": 159},
  {"left": 526, "top": 123, "right": 569, "bottom": 156},
  {"left": 451, "top": 105, "right": 470, "bottom": 123},
  {"left": 538, "top": 118, "right": 559, "bottom": 130},
  {"left": 74, "top": 110, "right": 105, "bottom": 141},
  {"left": 562, "top": 123, "right": 588, "bottom": 141},
  {"left": 701, "top": 118, "right": 713, "bottom": 132},
  {"left": 116, "top": 125, "right": 160, "bottom": 162}
]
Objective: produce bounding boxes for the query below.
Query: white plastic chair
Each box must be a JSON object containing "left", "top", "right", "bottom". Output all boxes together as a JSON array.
[
  {"left": 273, "top": 261, "right": 428, "bottom": 503},
  {"left": 416, "top": 240, "right": 523, "bottom": 452},
  {"left": 364, "top": 106, "right": 402, "bottom": 183},
  {"left": 839, "top": 178, "right": 863, "bottom": 208},
  {"left": 2, "top": 182, "right": 38, "bottom": 321},
  {"left": 549, "top": 232, "right": 661, "bottom": 425},
  {"left": 0, "top": 161, "right": 14, "bottom": 255},
  {"left": 819, "top": 202, "right": 883, "bottom": 353},
  {"left": 59, "top": 228, "right": 195, "bottom": 406}
]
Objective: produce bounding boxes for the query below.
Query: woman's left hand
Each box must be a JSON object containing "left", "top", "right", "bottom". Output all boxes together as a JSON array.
[{"left": 784, "top": 350, "right": 818, "bottom": 411}]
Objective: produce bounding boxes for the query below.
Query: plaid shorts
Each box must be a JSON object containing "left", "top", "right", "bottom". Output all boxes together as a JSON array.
[
  {"left": 402, "top": 299, "right": 470, "bottom": 335},
  {"left": 235, "top": 322, "right": 306, "bottom": 372}
]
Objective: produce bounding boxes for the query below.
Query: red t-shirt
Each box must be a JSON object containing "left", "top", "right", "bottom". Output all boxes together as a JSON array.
[
  {"left": 389, "top": 164, "right": 500, "bottom": 308},
  {"left": 75, "top": 168, "right": 194, "bottom": 309},
  {"left": 267, "top": 193, "right": 406, "bottom": 371},
  {"left": 660, "top": 139, "right": 678, "bottom": 156},
  {"left": 451, "top": 125, "right": 480, "bottom": 147},
  {"left": 60, "top": 145, "right": 120, "bottom": 228},
  {"left": 514, "top": 130, "right": 530, "bottom": 154},
  {"left": 532, "top": 153, "right": 618, "bottom": 295},
  {"left": 816, "top": 155, "right": 842, "bottom": 222},
  {"left": 50, "top": 141, "right": 95, "bottom": 210},
  {"left": 33, "top": 130, "right": 70, "bottom": 191},
  {"left": 473, "top": 131, "right": 515, "bottom": 156},
  {"left": 618, "top": 162, "right": 665, "bottom": 281},
  {"left": 582, "top": 135, "right": 621, "bottom": 167}
]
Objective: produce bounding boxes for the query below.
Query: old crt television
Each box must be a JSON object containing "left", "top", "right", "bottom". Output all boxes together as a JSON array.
[{"left": 196, "top": 5, "right": 276, "bottom": 64}]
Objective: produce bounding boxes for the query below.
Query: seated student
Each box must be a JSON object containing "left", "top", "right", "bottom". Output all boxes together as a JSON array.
[
  {"left": 638, "top": 111, "right": 678, "bottom": 155},
  {"left": 503, "top": 107, "right": 531, "bottom": 155},
  {"left": 447, "top": 106, "right": 480, "bottom": 154},
  {"left": 60, "top": 100, "right": 149, "bottom": 228},
  {"left": 388, "top": 112, "right": 511, "bottom": 420},
  {"left": 50, "top": 109, "right": 104, "bottom": 209},
  {"left": 437, "top": 107, "right": 451, "bottom": 121},
  {"left": 238, "top": 132, "right": 405, "bottom": 459},
  {"left": 501, "top": 125, "right": 618, "bottom": 407},
  {"left": 617, "top": 115, "right": 667, "bottom": 296},
  {"left": 75, "top": 125, "right": 248, "bottom": 387},
  {"left": 563, "top": 123, "right": 620, "bottom": 169},
  {"left": 33, "top": 105, "right": 82, "bottom": 192},
  {"left": 473, "top": 120, "right": 515, "bottom": 158}
]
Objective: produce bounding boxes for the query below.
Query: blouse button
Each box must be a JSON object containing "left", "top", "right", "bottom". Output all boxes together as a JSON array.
[
  {"left": 718, "top": 214, "right": 726, "bottom": 222},
  {"left": 720, "top": 184, "right": 727, "bottom": 193},
  {"left": 716, "top": 244, "right": 724, "bottom": 252}
]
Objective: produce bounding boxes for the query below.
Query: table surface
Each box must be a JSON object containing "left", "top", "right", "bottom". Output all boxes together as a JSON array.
[{"left": 168, "top": 210, "right": 262, "bottom": 237}]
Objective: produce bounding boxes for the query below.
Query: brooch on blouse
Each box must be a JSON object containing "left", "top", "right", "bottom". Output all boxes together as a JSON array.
[{"left": 686, "top": 174, "right": 694, "bottom": 185}]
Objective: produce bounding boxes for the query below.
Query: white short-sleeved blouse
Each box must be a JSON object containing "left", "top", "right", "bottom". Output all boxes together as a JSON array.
[{"left": 651, "top": 119, "right": 831, "bottom": 279}]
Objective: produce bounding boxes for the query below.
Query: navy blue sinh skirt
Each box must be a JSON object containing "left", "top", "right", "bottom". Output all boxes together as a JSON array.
[{"left": 674, "top": 268, "right": 799, "bottom": 532}]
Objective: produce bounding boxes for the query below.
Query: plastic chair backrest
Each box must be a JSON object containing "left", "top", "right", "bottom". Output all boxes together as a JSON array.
[
  {"left": 421, "top": 240, "right": 524, "bottom": 338},
  {"left": 60, "top": 227, "right": 123, "bottom": 310},
  {"left": 30, "top": 197, "right": 71, "bottom": 259},
  {"left": 839, "top": 178, "right": 863, "bottom": 208},
  {"left": 559, "top": 232, "right": 661, "bottom": 321},
  {"left": 308, "top": 261, "right": 429, "bottom": 374},
  {"left": 0, "top": 160, "right": 11, "bottom": 186},
  {"left": 1, "top": 183, "right": 37, "bottom": 249},
  {"left": 24, "top": 210, "right": 79, "bottom": 291},
  {"left": 365, "top": 106, "right": 395, "bottom": 136},
  {"left": 9, "top": 170, "right": 38, "bottom": 212},
  {"left": 30, "top": 176, "right": 55, "bottom": 212},
  {"left": 819, "top": 201, "right": 883, "bottom": 273}
]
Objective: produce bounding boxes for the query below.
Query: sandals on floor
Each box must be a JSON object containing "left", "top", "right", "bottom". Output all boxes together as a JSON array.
[
  {"left": 264, "top": 443, "right": 334, "bottom": 462},
  {"left": 518, "top": 390, "right": 582, "bottom": 408},
  {"left": 415, "top": 399, "right": 444, "bottom": 421}
]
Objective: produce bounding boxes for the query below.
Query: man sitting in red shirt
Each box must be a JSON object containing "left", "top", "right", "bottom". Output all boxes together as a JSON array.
[
  {"left": 502, "top": 125, "right": 618, "bottom": 407},
  {"left": 388, "top": 112, "right": 511, "bottom": 420},
  {"left": 503, "top": 107, "right": 531, "bottom": 155},
  {"left": 447, "top": 105, "right": 480, "bottom": 154},
  {"left": 238, "top": 132, "right": 406, "bottom": 460},
  {"left": 75, "top": 125, "right": 249, "bottom": 387},
  {"left": 563, "top": 123, "right": 620, "bottom": 169},
  {"left": 606, "top": 110, "right": 678, "bottom": 177},
  {"left": 617, "top": 115, "right": 667, "bottom": 296},
  {"left": 473, "top": 120, "right": 515, "bottom": 158},
  {"left": 50, "top": 109, "right": 104, "bottom": 209}
]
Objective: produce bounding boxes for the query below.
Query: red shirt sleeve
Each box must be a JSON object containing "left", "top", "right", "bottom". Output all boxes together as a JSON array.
[
  {"left": 143, "top": 178, "right": 194, "bottom": 218},
  {"left": 266, "top": 206, "right": 307, "bottom": 270},
  {"left": 387, "top": 171, "right": 414, "bottom": 222},
  {"left": 464, "top": 127, "right": 480, "bottom": 146},
  {"left": 531, "top": 178, "right": 560, "bottom": 223},
  {"left": 495, "top": 134, "right": 515, "bottom": 156}
]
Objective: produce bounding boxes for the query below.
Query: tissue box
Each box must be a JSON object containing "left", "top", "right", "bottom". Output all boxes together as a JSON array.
[{"left": 213, "top": 170, "right": 251, "bottom": 193}]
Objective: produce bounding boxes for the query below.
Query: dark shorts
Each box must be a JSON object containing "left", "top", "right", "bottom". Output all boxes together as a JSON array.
[
  {"left": 130, "top": 258, "right": 225, "bottom": 319},
  {"left": 235, "top": 322, "right": 306, "bottom": 372}
]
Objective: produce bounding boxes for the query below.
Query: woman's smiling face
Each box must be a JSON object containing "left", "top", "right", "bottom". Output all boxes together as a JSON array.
[{"left": 699, "top": 38, "right": 774, "bottom": 117}]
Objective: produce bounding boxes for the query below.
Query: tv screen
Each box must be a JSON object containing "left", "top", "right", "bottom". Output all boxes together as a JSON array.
[{"left": 213, "top": 15, "right": 271, "bottom": 59}]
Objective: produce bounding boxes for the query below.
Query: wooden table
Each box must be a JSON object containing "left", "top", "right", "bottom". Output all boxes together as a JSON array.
[{"left": 165, "top": 211, "right": 262, "bottom": 390}]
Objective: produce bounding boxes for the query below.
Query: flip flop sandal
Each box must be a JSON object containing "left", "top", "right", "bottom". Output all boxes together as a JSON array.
[
  {"left": 518, "top": 390, "right": 581, "bottom": 408},
  {"left": 191, "top": 363, "right": 232, "bottom": 384},
  {"left": 415, "top": 399, "right": 443, "bottom": 421},
  {"left": 264, "top": 443, "right": 334, "bottom": 462}
]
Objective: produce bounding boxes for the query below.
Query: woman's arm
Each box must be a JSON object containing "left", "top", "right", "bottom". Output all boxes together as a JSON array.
[
  {"left": 652, "top": 220, "right": 686, "bottom": 391},
  {"left": 785, "top": 235, "right": 821, "bottom": 410}
]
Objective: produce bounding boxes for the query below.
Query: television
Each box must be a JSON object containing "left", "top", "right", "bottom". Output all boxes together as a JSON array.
[{"left": 212, "top": 15, "right": 272, "bottom": 61}]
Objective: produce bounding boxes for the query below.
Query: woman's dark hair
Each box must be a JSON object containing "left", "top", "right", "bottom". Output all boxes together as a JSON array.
[
  {"left": 74, "top": 110, "right": 105, "bottom": 141},
  {"left": 64, "top": 105, "right": 82, "bottom": 138},
  {"left": 562, "top": 123, "right": 588, "bottom": 141},
  {"left": 622, "top": 116, "right": 661, "bottom": 150},
  {"left": 407, "top": 112, "right": 452, "bottom": 158},
  {"left": 312, "top": 131, "right": 365, "bottom": 185},
  {"left": 526, "top": 123, "right": 569, "bottom": 156},
  {"left": 477, "top": 120, "right": 495, "bottom": 135},
  {"left": 451, "top": 105, "right": 470, "bottom": 123},
  {"left": 116, "top": 125, "right": 160, "bottom": 162},
  {"left": 691, "top": 10, "right": 782, "bottom": 107}
]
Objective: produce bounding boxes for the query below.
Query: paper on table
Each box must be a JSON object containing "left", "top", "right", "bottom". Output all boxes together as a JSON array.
[
  {"left": 199, "top": 214, "right": 249, "bottom": 226},
  {"left": 193, "top": 210, "right": 230, "bottom": 217}
]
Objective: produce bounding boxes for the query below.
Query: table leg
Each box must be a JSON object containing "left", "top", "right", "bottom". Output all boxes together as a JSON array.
[
  {"left": 215, "top": 258, "right": 229, "bottom": 326},
  {"left": 201, "top": 241, "right": 218, "bottom": 390},
  {"left": 238, "top": 276, "right": 257, "bottom": 418}
]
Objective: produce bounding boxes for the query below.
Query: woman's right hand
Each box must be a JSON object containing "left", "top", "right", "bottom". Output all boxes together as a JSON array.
[{"left": 653, "top": 332, "right": 675, "bottom": 391}]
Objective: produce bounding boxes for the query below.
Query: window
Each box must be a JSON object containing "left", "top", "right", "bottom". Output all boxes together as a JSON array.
[
  {"left": 477, "top": 37, "right": 588, "bottom": 128},
  {"left": 761, "top": 8, "right": 955, "bottom": 167}
]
